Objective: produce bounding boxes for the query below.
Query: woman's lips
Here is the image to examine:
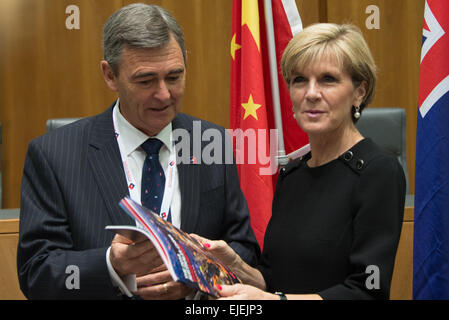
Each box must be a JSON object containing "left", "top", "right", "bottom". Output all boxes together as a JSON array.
[{"left": 304, "top": 110, "right": 325, "bottom": 118}]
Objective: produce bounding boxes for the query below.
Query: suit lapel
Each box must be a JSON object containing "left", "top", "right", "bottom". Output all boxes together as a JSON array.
[
  {"left": 87, "top": 106, "right": 134, "bottom": 226},
  {"left": 172, "top": 113, "right": 201, "bottom": 233}
]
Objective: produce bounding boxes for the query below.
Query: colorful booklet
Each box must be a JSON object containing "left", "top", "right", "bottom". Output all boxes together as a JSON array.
[{"left": 105, "top": 197, "right": 241, "bottom": 297}]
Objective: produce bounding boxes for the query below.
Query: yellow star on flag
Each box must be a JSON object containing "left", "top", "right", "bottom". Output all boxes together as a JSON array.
[
  {"left": 230, "top": 33, "right": 241, "bottom": 60},
  {"left": 242, "top": 0, "right": 260, "bottom": 51},
  {"left": 242, "top": 94, "right": 262, "bottom": 120}
]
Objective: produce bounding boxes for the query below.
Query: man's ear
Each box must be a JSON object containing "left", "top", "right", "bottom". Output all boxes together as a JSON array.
[{"left": 100, "top": 60, "right": 118, "bottom": 92}]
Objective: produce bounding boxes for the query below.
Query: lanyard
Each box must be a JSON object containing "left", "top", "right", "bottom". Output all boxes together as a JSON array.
[{"left": 113, "top": 117, "right": 177, "bottom": 222}]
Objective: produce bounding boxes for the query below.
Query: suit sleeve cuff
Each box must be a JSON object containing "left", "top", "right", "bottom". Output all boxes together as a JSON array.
[{"left": 106, "top": 246, "right": 136, "bottom": 298}]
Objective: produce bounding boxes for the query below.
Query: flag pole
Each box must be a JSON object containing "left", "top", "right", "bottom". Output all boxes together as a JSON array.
[
  {"left": 263, "top": 0, "right": 310, "bottom": 163},
  {"left": 263, "top": 0, "right": 289, "bottom": 166}
]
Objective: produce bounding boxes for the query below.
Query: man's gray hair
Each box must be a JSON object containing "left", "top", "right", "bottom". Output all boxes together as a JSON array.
[{"left": 103, "top": 3, "right": 186, "bottom": 75}]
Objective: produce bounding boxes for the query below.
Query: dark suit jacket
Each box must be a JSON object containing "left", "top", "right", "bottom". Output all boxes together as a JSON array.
[{"left": 18, "top": 105, "right": 259, "bottom": 299}]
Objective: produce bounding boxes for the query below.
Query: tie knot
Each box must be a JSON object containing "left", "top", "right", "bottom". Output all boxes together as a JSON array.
[{"left": 141, "top": 138, "right": 163, "bottom": 156}]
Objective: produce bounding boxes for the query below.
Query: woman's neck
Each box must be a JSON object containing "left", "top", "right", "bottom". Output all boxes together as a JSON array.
[{"left": 307, "top": 126, "right": 363, "bottom": 167}]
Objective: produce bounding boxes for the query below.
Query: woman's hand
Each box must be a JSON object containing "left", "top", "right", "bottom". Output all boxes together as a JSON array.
[
  {"left": 216, "top": 284, "right": 324, "bottom": 300},
  {"left": 190, "top": 234, "right": 241, "bottom": 270},
  {"left": 190, "top": 234, "right": 267, "bottom": 290},
  {"left": 216, "top": 284, "right": 279, "bottom": 300}
]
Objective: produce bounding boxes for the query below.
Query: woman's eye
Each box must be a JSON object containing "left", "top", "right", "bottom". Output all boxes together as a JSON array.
[
  {"left": 292, "top": 76, "right": 305, "bottom": 83},
  {"left": 322, "top": 75, "right": 337, "bottom": 82}
]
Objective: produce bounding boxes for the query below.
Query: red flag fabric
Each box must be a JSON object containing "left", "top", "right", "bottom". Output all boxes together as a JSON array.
[
  {"left": 269, "top": 0, "right": 308, "bottom": 155},
  {"left": 230, "top": 0, "right": 307, "bottom": 248}
]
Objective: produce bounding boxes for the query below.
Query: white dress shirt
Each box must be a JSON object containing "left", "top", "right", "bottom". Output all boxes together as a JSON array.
[{"left": 106, "top": 100, "right": 182, "bottom": 297}]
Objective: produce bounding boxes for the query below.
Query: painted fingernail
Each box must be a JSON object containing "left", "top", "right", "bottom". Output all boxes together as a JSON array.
[
  {"left": 204, "top": 243, "right": 211, "bottom": 248},
  {"left": 216, "top": 284, "right": 222, "bottom": 291}
]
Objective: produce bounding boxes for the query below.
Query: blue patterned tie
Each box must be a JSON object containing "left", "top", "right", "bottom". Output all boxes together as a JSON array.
[{"left": 141, "top": 138, "right": 171, "bottom": 222}]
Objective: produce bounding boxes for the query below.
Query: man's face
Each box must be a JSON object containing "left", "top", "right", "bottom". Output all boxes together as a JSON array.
[{"left": 102, "top": 36, "right": 186, "bottom": 136}]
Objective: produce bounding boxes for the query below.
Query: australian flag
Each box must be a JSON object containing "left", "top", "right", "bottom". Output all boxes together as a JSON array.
[{"left": 414, "top": 0, "right": 449, "bottom": 299}]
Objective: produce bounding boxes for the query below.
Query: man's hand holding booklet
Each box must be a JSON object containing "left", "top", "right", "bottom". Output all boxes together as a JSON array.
[{"left": 106, "top": 197, "right": 241, "bottom": 298}]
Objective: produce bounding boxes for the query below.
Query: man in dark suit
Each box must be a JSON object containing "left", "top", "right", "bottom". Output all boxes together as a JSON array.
[{"left": 17, "top": 3, "right": 259, "bottom": 300}]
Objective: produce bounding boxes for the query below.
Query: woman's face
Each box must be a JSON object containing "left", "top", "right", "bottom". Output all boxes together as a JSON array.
[{"left": 290, "top": 54, "right": 366, "bottom": 138}]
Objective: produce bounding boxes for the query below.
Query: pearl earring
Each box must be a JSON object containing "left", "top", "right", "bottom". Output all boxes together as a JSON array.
[{"left": 354, "top": 106, "right": 361, "bottom": 119}]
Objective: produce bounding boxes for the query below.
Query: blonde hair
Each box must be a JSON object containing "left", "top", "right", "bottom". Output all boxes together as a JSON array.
[{"left": 281, "top": 23, "right": 377, "bottom": 111}]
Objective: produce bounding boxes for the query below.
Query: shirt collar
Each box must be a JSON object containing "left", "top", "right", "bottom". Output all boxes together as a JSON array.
[{"left": 113, "top": 99, "right": 173, "bottom": 157}]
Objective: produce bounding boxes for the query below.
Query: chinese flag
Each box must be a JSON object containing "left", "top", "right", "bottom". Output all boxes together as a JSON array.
[{"left": 230, "top": 0, "right": 307, "bottom": 248}]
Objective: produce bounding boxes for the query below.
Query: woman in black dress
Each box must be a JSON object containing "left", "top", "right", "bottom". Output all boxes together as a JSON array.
[{"left": 195, "top": 23, "right": 406, "bottom": 300}]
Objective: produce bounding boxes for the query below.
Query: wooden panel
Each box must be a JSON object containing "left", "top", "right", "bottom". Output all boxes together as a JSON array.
[
  {"left": 0, "top": 233, "right": 26, "bottom": 299},
  {"left": 390, "top": 204, "right": 414, "bottom": 299},
  {"left": 0, "top": 0, "right": 122, "bottom": 208},
  {"left": 325, "top": 0, "right": 426, "bottom": 195},
  {"left": 404, "top": 205, "right": 414, "bottom": 222},
  {"left": 390, "top": 220, "right": 413, "bottom": 300},
  {"left": 296, "top": 0, "right": 321, "bottom": 26},
  {"left": 0, "top": 218, "right": 19, "bottom": 234},
  {"left": 122, "top": 0, "right": 233, "bottom": 129}
]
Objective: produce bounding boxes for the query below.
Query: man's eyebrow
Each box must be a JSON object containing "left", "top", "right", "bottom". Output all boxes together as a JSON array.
[
  {"left": 168, "top": 68, "right": 185, "bottom": 75},
  {"left": 131, "top": 68, "right": 185, "bottom": 80}
]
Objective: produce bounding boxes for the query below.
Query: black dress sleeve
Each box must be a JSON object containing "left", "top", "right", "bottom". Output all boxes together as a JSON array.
[{"left": 318, "top": 154, "right": 406, "bottom": 299}]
